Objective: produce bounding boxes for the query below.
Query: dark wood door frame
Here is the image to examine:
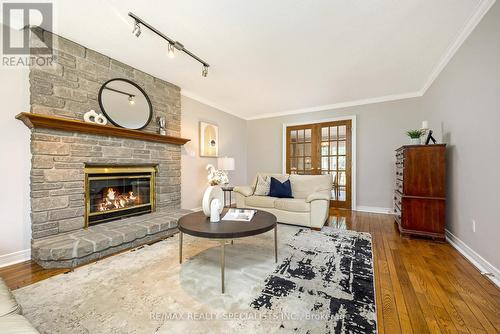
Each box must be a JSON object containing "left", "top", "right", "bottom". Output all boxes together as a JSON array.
[{"left": 282, "top": 116, "right": 356, "bottom": 210}]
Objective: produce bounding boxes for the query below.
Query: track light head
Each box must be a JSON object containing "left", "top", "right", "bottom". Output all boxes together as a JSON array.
[
  {"left": 128, "top": 95, "right": 135, "bottom": 105},
  {"left": 202, "top": 65, "right": 209, "bottom": 77},
  {"left": 168, "top": 43, "right": 175, "bottom": 59},
  {"left": 132, "top": 21, "right": 141, "bottom": 37}
]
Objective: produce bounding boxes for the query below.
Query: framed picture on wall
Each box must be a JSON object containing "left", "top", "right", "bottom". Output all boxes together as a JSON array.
[{"left": 199, "top": 121, "right": 219, "bottom": 157}]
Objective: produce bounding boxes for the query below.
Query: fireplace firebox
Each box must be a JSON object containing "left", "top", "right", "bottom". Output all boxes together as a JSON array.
[{"left": 84, "top": 166, "right": 157, "bottom": 227}]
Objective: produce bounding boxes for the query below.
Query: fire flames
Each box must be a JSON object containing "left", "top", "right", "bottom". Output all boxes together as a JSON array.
[{"left": 98, "top": 188, "right": 140, "bottom": 212}]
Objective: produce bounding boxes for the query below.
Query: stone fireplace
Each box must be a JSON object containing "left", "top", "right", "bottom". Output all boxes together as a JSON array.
[{"left": 19, "top": 29, "right": 192, "bottom": 268}]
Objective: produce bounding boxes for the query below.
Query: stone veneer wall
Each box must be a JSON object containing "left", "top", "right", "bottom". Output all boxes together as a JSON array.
[{"left": 29, "top": 30, "right": 182, "bottom": 239}]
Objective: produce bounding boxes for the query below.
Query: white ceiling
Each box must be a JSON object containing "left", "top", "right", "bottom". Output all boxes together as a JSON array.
[{"left": 32, "top": 0, "right": 495, "bottom": 118}]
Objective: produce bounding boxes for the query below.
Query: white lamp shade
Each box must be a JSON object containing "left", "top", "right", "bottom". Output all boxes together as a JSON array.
[{"left": 217, "top": 157, "right": 235, "bottom": 171}]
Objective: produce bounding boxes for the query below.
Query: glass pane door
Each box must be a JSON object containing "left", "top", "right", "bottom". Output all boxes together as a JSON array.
[
  {"left": 286, "top": 120, "right": 352, "bottom": 209},
  {"left": 287, "top": 126, "right": 315, "bottom": 175},
  {"left": 320, "top": 123, "right": 350, "bottom": 207}
]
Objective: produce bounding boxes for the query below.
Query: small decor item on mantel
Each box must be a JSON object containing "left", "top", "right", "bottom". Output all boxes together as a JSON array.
[
  {"left": 83, "top": 110, "right": 108, "bottom": 125},
  {"left": 206, "top": 164, "right": 229, "bottom": 186},
  {"left": 157, "top": 116, "right": 167, "bottom": 135},
  {"left": 406, "top": 129, "right": 426, "bottom": 145}
]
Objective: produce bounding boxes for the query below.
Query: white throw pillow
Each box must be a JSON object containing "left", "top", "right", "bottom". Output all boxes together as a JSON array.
[{"left": 254, "top": 175, "right": 271, "bottom": 196}]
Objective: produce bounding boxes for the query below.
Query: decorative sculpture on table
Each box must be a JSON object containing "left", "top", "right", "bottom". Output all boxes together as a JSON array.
[
  {"left": 202, "top": 164, "right": 226, "bottom": 221},
  {"left": 202, "top": 186, "right": 224, "bottom": 221}
]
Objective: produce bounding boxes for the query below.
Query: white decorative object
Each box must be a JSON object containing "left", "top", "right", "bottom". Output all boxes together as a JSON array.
[
  {"left": 206, "top": 164, "right": 228, "bottom": 186},
  {"left": 83, "top": 110, "right": 99, "bottom": 123},
  {"left": 202, "top": 186, "right": 224, "bottom": 218},
  {"left": 210, "top": 198, "right": 221, "bottom": 222},
  {"left": 157, "top": 116, "right": 166, "bottom": 135},
  {"left": 95, "top": 114, "right": 108, "bottom": 125},
  {"left": 84, "top": 110, "right": 107, "bottom": 125},
  {"left": 421, "top": 120, "right": 429, "bottom": 130}
]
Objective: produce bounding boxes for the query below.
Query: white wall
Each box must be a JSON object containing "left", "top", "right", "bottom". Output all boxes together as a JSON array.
[
  {"left": 0, "top": 67, "right": 32, "bottom": 266},
  {"left": 420, "top": 2, "right": 500, "bottom": 272},
  {"left": 181, "top": 96, "right": 247, "bottom": 210},
  {"left": 246, "top": 98, "right": 423, "bottom": 210}
]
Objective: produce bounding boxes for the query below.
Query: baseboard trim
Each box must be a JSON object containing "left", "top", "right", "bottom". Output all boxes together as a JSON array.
[
  {"left": 0, "top": 249, "right": 31, "bottom": 268},
  {"left": 445, "top": 229, "right": 500, "bottom": 287},
  {"left": 355, "top": 206, "right": 393, "bottom": 214}
]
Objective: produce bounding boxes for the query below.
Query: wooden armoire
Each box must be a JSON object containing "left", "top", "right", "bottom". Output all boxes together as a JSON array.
[{"left": 394, "top": 144, "right": 446, "bottom": 240}]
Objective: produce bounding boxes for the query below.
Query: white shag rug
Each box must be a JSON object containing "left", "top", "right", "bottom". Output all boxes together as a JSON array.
[{"left": 14, "top": 225, "right": 299, "bottom": 334}]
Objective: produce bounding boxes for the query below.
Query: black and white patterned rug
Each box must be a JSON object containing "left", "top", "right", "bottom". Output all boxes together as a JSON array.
[{"left": 250, "top": 227, "right": 377, "bottom": 334}]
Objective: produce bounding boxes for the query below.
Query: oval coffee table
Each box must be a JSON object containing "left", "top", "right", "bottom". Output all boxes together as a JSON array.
[{"left": 178, "top": 209, "right": 277, "bottom": 293}]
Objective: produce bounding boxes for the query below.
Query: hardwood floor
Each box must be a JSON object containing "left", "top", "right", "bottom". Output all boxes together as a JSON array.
[{"left": 1, "top": 210, "right": 499, "bottom": 333}]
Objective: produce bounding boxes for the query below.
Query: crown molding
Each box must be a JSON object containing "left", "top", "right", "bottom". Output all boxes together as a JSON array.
[
  {"left": 245, "top": 91, "right": 422, "bottom": 121},
  {"left": 421, "top": 0, "right": 496, "bottom": 93},
  {"left": 180, "top": 90, "right": 245, "bottom": 119}
]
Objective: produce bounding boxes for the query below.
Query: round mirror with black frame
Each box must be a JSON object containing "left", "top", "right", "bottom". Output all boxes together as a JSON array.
[{"left": 98, "top": 78, "right": 153, "bottom": 130}]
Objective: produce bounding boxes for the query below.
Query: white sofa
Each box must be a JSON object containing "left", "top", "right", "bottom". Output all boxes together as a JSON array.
[
  {"left": 234, "top": 173, "right": 332, "bottom": 229},
  {"left": 0, "top": 278, "right": 39, "bottom": 333}
]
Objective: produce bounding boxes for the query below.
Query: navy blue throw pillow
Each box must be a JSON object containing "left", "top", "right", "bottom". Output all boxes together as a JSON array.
[{"left": 269, "top": 177, "right": 293, "bottom": 198}]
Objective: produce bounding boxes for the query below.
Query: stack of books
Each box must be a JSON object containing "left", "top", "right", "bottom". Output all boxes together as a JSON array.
[{"left": 221, "top": 209, "right": 256, "bottom": 222}]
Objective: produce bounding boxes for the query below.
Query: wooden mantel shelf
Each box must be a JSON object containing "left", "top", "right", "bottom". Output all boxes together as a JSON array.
[{"left": 16, "top": 112, "right": 190, "bottom": 145}]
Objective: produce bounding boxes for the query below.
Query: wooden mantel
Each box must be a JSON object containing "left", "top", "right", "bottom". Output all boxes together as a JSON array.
[{"left": 16, "top": 112, "right": 190, "bottom": 145}]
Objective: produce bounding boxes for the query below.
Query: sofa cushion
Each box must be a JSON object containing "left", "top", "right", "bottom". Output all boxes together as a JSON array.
[
  {"left": 289, "top": 174, "right": 333, "bottom": 199},
  {"left": 269, "top": 177, "right": 293, "bottom": 198},
  {"left": 254, "top": 175, "right": 270, "bottom": 196},
  {"left": 245, "top": 195, "right": 277, "bottom": 208},
  {"left": 275, "top": 198, "right": 310, "bottom": 212},
  {"left": 251, "top": 173, "right": 289, "bottom": 190},
  {"left": 0, "top": 279, "right": 21, "bottom": 317},
  {"left": 0, "top": 314, "right": 39, "bottom": 334}
]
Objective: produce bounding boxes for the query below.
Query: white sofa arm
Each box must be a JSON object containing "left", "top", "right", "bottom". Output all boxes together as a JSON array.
[
  {"left": 233, "top": 186, "right": 254, "bottom": 197},
  {"left": 305, "top": 190, "right": 331, "bottom": 203}
]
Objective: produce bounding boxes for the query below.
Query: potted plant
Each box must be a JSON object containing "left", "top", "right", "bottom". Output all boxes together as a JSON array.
[{"left": 406, "top": 129, "right": 426, "bottom": 145}]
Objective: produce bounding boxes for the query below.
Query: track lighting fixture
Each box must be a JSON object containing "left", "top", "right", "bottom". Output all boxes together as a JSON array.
[
  {"left": 128, "top": 12, "right": 210, "bottom": 77},
  {"left": 132, "top": 21, "right": 141, "bottom": 37},
  {"left": 168, "top": 43, "right": 175, "bottom": 59}
]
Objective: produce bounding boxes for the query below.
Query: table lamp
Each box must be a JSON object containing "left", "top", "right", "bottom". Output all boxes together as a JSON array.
[{"left": 217, "top": 157, "right": 235, "bottom": 185}]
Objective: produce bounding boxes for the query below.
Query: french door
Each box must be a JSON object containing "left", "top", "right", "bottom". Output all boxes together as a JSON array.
[{"left": 286, "top": 120, "right": 352, "bottom": 209}]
